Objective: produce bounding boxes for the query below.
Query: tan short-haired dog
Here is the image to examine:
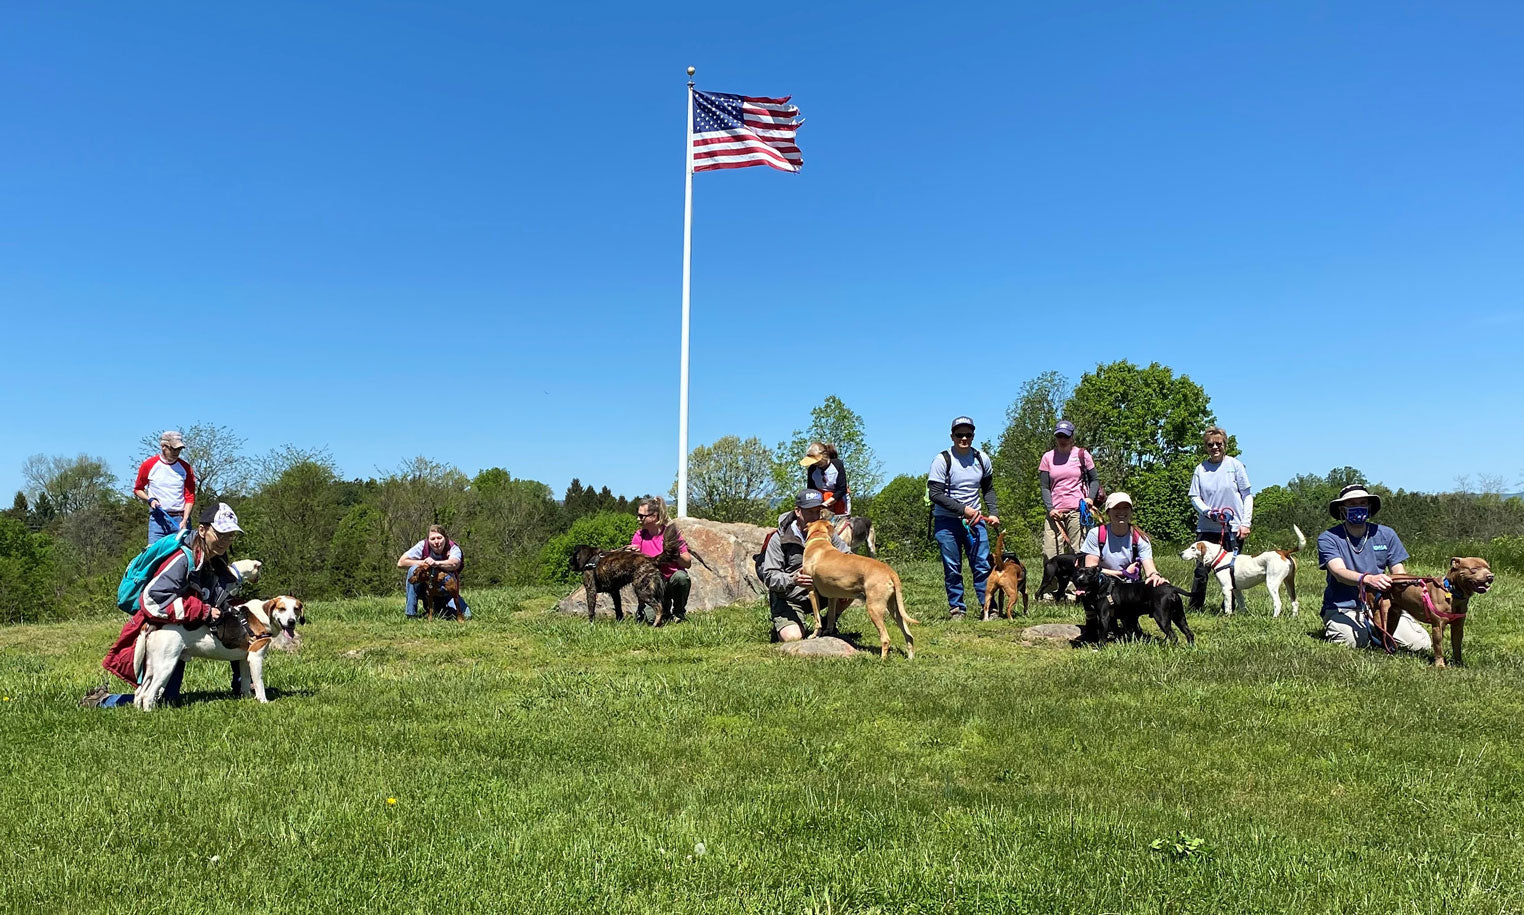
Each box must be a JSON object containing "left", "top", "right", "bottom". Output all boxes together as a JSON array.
[
  {"left": 1375, "top": 557, "right": 1494, "bottom": 668},
  {"left": 802, "top": 519, "right": 916, "bottom": 659}
]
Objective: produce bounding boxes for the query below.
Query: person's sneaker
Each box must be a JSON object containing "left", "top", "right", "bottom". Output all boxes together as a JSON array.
[
  {"left": 948, "top": 608, "right": 967, "bottom": 620},
  {"left": 79, "top": 686, "right": 110, "bottom": 708}
]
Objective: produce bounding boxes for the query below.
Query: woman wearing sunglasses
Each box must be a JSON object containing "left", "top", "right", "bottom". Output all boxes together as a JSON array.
[{"left": 1187, "top": 426, "right": 1252, "bottom": 610}]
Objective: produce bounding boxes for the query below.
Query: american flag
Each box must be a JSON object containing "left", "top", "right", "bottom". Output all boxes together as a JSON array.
[{"left": 691, "top": 89, "right": 804, "bottom": 174}]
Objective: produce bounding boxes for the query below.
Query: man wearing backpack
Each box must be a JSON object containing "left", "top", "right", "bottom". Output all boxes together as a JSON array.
[
  {"left": 927, "top": 417, "right": 1000, "bottom": 620},
  {"left": 133, "top": 430, "right": 196, "bottom": 546},
  {"left": 758, "top": 490, "right": 851, "bottom": 642}
]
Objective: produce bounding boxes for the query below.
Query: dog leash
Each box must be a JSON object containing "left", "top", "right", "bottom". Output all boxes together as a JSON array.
[
  {"left": 1357, "top": 576, "right": 1399, "bottom": 654},
  {"left": 1389, "top": 577, "right": 1465, "bottom": 623}
]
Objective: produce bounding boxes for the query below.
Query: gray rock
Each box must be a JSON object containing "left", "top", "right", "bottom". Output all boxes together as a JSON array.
[
  {"left": 556, "top": 517, "right": 770, "bottom": 616},
  {"left": 776, "top": 636, "right": 858, "bottom": 658},
  {"left": 1020, "top": 623, "right": 1083, "bottom": 646}
]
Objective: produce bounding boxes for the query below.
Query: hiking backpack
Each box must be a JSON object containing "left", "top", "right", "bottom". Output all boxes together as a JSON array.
[
  {"left": 923, "top": 449, "right": 992, "bottom": 536},
  {"left": 1096, "top": 524, "right": 1144, "bottom": 564},
  {"left": 116, "top": 531, "right": 194, "bottom": 613}
]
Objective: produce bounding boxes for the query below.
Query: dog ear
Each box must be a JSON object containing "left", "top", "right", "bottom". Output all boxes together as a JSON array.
[
  {"left": 295, "top": 599, "right": 306, "bottom": 624},
  {"left": 1450, "top": 557, "right": 1460, "bottom": 569},
  {"left": 262, "top": 598, "right": 278, "bottom": 617}
]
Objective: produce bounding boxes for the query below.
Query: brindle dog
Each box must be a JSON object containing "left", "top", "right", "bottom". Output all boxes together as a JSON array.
[
  {"left": 571, "top": 540, "right": 681, "bottom": 626},
  {"left": 408, "top": 564, "right": 465, "bottom": 622}
]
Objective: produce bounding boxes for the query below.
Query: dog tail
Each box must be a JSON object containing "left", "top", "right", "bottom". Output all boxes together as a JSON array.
[
  {"left": 891, "top": 573, "right": 918, "bottom": 625},
  {"left": 1290, "top": 524, "right": 1305, "bottom": 553},
  {"left": 864, "top": 521, "right": 878, "bottom": 559}
]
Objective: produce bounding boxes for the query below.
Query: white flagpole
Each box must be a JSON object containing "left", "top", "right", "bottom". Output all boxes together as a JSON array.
[{"left": 677, "top": 67, "right": 695, "bottom": 518}]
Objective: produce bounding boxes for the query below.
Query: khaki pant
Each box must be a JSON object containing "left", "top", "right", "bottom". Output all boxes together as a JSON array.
[
  {"left": 1042, "top": 511, "right": 1083, "bottom": 559},
  {"left": 1322, "top": 606, "right": 1432, "bottom": 652}
]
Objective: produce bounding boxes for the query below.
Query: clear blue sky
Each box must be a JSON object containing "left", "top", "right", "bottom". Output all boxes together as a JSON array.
[{"left": 3, "top": 1, "right": 1520, "bottom": 503}]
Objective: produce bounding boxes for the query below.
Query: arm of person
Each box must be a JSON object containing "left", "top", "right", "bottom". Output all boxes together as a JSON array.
[
  {"left": 1188, "top": 466, "right": 1209, "bottom": 516},
  {"left": 1082, "top": 451, "right": 1100, "bottom": 502},
  {"left": 1325, "top": 557, "right": 1392, "bottom": 592},
  {"left": 397, "top": 542, "right": 425, "bottom": 569},
  {"left": 133, "top": 458, "right": 155, "bottom": 506},
  {"left": 675, "top": 548, "right": 693, "bottom": 570},
  {"left": 1039, "top": 471, "right": 1055, "bottom": 512},
  {"left": 926, "top": 479, "right": 965, "bottom": 516},
  {"left": 180, "top": 464, "right": 196, "bottom": 529},
  {"left": 1142, "top": 557, "right": 1167, "bottom": 586},
  {"left": 434, "top": 545, "right": 463, "bottom": 573},
  {"left": 1238, "top": 494, "right": 1254, "bottom": 537}
]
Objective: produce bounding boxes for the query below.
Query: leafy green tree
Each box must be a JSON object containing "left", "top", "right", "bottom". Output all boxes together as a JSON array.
[
  {"left": 374, "top": 456, "right": 471, "bottom": 554},
  {"left": 240, "top": 455, "right": 344, "bottom": 598},
  {"left": 772, "top": 395, "right": 885, "bottom": 503},
  {"left": 678, "top": 436, "right": 777, "bottom": 524},
  {"left": 0, "top": 516, "right": 58, "bottom": 623},
  {"left": 1063, "top": 361, "right": 1224, "bottom": 541},
  {"left": 21, "top": 453, "right": 116, "bottom": 516},
  {"left": 991, "top": 371, "right": 1071, "bottom": 538},
  {"left": 464, "top": 469, "right": 562, "bottom": 585},
  {"left": 864, "top": 474, "right": 936, "bottom": 559},
  {"left": 328, "top": 503, "right": 396, "bottom": 598}
]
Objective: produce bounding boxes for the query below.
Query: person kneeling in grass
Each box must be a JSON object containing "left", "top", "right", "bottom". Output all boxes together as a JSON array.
[
  {"left": 1318, "top": 484, "right": 1429, "bottom": 652},
  {"left": 758, "top": 490, "right": 851, "bottom": 642},
  {"left": 629, "top": 496, "right": 693, "bottom": 623},
  {"left": 1079, "top": 492, "right": 1169, "bottom": 586},
  {"left": 398, "top": 525, "right": 471, "bottom": 620}
]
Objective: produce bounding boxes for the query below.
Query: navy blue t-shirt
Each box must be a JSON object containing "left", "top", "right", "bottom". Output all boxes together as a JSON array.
[{"left": 1316, "top": 523, "right": 1409, "bottom": 612}]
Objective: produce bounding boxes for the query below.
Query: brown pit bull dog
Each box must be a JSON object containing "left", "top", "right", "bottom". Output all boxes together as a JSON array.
[
  {"left": 801, "top": 518, "right": 917, "bottom": 659},
  {"left": 1374, "top": 557, "right": 1494, "bottom": 668}
]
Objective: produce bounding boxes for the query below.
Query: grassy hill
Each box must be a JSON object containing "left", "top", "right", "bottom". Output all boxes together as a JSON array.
[{"left": 2, "top": 552, "right": 1522, "bottom": 914}]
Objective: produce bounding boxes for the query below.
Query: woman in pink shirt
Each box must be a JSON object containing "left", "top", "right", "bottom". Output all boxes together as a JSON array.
[
  {"left": 1037, "top": 420, "right": 1099, "bottom": 597},
  {"left": 628, "top": 496, "right": 693, "bottom": 622}
]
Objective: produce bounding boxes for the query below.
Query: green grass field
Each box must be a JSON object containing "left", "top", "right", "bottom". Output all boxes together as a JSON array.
[{"left": 2, "top": 551, "right": 1522, "bottom": 914}]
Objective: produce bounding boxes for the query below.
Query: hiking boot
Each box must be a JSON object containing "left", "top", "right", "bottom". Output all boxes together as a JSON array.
[
  {"left": 79, "top": 686, "right": 110, "bottom": 708},
  {"left": 948, "top": 608, "right": 967, "bottom": 621}
]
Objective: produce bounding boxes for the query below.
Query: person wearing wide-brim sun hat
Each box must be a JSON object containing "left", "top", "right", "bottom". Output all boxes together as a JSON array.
[{"left": 1316, "top": 484, "right": 1430, "bottom": 652}]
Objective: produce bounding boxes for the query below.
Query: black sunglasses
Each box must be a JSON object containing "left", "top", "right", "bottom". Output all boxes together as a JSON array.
[{"left": 952, "top": 431, "right": 974, "bottom": 438}]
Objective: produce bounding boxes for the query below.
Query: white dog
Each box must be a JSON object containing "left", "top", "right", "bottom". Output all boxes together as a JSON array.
[
  {"left": 1179, "top": 526, "right": 1305, "bottom": 617},
  {"left": 133, "top": 596, "right": 305, "bottom": 710}
]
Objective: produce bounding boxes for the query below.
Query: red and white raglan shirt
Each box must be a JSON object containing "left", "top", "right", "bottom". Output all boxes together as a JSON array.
[{"left": 134, "top": 455, "right": 197, "bottom": 513}]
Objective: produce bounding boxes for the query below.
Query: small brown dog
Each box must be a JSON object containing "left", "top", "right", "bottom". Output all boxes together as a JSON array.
[
  {"left": 1374, "top": 557, "right": 1494, "bottom": 668},
  {"left": 801, "top": 519, "right": 917, "bottom": 659},
  {"left": 982, "top": 524, "right": 1028, "bottom": 619},
  {"left": 408, "top": 564, "right": 465, "bottom": 622},
  {"left": 570, "top": 544, "right": 669, "bottom": 625}
]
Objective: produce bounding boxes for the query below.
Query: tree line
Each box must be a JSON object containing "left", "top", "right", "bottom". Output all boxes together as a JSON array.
[{"left": 4, "top": 362, "right": 1520, "bottom": 623}]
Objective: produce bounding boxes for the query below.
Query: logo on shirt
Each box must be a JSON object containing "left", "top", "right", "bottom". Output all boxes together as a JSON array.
[{"left": 1373, "top": 544, "right": 1387, "bottom": 551}]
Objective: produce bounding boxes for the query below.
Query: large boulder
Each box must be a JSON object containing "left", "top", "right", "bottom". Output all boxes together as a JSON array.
[{"left": 555, "top": 517, "right": 771, "bottom": 617}]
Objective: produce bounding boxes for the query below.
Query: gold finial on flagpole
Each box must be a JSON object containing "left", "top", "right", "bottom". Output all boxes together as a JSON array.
[{"left": 686, "top": 66, "right": 695, "bottom": 76}]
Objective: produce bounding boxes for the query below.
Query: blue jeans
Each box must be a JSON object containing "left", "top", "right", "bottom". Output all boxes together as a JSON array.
[
  {"left": 932, "top": 514, "right": 991, "bottom": 612},
  {"left": 405, "top": 574, "right": 471, "bottom": 619},
  {"left": 147, "top": 507, "right": 180, "bottom": 545}
]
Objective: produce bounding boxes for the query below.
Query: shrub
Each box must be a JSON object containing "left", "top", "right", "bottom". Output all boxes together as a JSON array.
[{"left": 867, "top": 475, "right": 935, "bottom": 560}]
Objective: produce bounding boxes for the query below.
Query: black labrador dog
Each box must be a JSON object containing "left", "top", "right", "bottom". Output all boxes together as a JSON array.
[
  {"left": 1073, "top": 565, "right": 1195, "bottom": 646},
  {"left": 1035, "top": 553, "right": 1083, "bottom": 603}
]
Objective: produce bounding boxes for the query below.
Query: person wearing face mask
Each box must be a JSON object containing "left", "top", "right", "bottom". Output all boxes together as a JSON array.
[
  {"left": 1187, "top": 426, "right": 1252, "bottom": 610},
  {"left": 1317, "top": 484, "right": 1430, "bottom": 651}
]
